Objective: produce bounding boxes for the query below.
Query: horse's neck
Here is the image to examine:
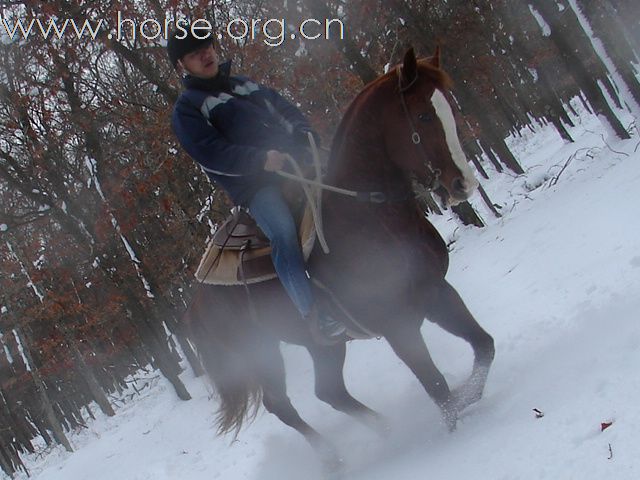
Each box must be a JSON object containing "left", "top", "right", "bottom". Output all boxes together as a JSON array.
[
  {"left": 322, "top": 82, "right": 418, "bottom": 226},
  {"left": 329, "top": 148, "right": 390, "bottom": 191},
  {"left": 323, "top": 136, "right": 419, "bottom": 239},
  {"left": 328, "top": 118, "right": 407, "bottom": 195}
]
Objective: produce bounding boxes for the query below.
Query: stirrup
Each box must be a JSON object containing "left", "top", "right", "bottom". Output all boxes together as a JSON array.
[{"left": 306, "top": 308, "right": 347, "bottom": 346}]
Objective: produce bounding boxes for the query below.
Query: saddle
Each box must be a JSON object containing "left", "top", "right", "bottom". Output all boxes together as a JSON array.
[
  {"left": 212, "top": 209, "right": 270, "bottom": 250},
  {"left": 194, "top": 196, "right": 378, "bottom": 340},
  {"left": 195, "top": 205, "right": 316, "bottom": 286}
]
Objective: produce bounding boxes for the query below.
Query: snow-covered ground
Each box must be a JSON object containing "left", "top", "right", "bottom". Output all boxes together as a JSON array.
[{"left": 11, "top": 107, "right": 640, "bottom": 480}]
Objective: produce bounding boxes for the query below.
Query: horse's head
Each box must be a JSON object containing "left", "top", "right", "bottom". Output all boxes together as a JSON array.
[{"left": 383, "top": 47, "right": 478, "bottom": 206}]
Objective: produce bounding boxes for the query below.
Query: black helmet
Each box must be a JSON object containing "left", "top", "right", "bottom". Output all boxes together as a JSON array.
[{"left": 166, "top": 23, "right": 215, "bottom": 68}]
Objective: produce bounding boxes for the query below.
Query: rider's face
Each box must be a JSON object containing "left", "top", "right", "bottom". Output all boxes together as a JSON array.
[{"left": 179, "top": 43, "right": 219, "bottom": 79}]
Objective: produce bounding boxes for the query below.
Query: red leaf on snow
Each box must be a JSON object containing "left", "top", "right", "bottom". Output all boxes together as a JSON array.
[{"left": 601, "top": 421, "right": 613, "bottom": 432}]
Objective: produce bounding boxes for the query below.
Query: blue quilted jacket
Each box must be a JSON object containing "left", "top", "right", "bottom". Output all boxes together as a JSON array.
[{"left": 171, "top": 60, "right": 314, "bottom": 205}]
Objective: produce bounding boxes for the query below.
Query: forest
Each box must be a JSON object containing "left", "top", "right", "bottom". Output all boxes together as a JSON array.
[{"left": 0, "top": 0, "right": 638, "bottom": 476}]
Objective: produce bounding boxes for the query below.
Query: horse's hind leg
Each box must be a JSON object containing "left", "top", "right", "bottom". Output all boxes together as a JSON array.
[
  {"left": 383, "top": 323, "right": 457, "bottom": 431},
  {"left": 258, "top": 340, "right": 343, "bottom": 474},
  {"left": 424, "top": 280, "right": 495, "bottom": 411},
  {"left": 307, "top": 343, "right": 389, "bottom": 436}
]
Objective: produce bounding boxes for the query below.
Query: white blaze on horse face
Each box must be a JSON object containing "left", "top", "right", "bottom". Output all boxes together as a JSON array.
[{"left": 430, "top": 89, "right": 479, "bottom": 194}]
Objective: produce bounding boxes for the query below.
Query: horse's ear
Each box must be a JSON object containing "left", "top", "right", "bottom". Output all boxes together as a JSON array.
[
  {"left": 401, "top": 47, "right": 418, "bottom": 87},
  {"left": 429, "top": 45, "right": 441, "bottom": 69}
]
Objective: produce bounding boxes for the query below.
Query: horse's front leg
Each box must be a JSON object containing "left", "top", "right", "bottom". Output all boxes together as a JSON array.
[
  {"left": 383, "top": 323, "right": 458, "bottom": 431},
  {"left": 423, "top": 279, "right": 495, "bottom": 411}
]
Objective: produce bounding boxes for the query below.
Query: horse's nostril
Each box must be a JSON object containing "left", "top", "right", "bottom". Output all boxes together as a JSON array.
[{"left": 452, "top": 177, "right": 466, "bottom": 194}]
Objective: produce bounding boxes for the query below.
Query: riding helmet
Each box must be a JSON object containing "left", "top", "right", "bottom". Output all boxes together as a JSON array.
[{"left": 167, "top": 22, "right": 215, "bottom": 68}]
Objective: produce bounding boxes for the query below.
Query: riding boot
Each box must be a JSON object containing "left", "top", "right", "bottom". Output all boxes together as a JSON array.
[{"left": 305, "top": 305, "right": 348, "bottom": 346}]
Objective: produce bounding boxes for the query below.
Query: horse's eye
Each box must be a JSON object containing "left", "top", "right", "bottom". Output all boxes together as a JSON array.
[{"left": 418, "top": 112, "right": 433, "bottom": 122}]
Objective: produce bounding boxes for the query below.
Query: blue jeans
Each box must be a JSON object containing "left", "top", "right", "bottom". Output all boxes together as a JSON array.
[{"left": 248, "top": 186, "right": 314, "bottom": 317}]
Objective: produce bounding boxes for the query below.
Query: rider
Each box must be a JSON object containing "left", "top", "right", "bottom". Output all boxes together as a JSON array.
[{"left": 167, "top": 24, "right": 346, "bottom": 345}]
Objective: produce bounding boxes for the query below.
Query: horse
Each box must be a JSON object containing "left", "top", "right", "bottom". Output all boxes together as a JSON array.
[{"left": 184, "top": 47, "right": 495, "bottom": 474}]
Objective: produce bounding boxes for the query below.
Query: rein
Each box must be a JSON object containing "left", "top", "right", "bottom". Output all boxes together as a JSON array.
[{"left": 275, "top": 169, "right": 410, "bottom": 204}]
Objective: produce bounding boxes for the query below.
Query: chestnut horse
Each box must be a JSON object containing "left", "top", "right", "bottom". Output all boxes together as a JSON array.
[{"left": 185, "top": 47, "right": 495, "bottom": 473}]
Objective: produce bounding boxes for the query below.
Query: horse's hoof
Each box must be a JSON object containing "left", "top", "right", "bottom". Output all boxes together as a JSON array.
[
  {"left": 321, "top": 454, "right": 345, "bottom": 480},
  {"left": 368, "top": 413, "right": 392, "bottom": 438},
  {"left": 452, "top": 385, "right": 481, "bottom": 413},
  {"left": 316, "top": 442, "right": 345, "bottom": 479},
  {"left": 452, "top": 364, "right": 490, "bottom": 412},
  {"left": 441, "top": 403, "right": 458, "bottom": 433}
]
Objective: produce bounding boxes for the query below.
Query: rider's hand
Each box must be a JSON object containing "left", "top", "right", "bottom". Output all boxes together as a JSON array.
[{"left": 264, "top": 150, "right": 289, "bottom": 172}]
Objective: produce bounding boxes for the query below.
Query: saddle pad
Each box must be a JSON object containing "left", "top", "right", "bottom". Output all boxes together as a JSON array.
[{"left": 194, "top": 205, "right": 316, "bottom": 286}]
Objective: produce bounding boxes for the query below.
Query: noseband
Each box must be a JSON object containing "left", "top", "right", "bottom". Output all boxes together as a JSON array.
[{"left": 397, "top": 66, "right": 441, "bottom": 192}]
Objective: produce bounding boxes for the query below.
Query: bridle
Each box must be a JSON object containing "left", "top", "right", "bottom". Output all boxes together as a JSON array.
[
  {"left": 397, "top": 65, "right": 442, "bottom": 192},
  {"left": 276, "top": 67, "right": 447, "bottom": 206}
]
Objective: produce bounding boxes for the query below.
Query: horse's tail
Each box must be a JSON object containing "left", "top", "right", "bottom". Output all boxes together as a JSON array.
[{"left": 185, "top": 285, "right": 265, "bottom": 437}]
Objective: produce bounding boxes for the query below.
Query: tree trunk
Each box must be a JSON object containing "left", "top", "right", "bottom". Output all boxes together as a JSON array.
[
  {"left": 67, "top": 338, "right": 115, "bottom": 417},
  {"left": 451, "top": 201, "right": 485, "bottom": 227},
  {"left": 453, "top": 78, "right": 525, "bottom": 174},
  {"left": 13, "top": 327, "right": 73, "bottom": 453},
  {"left": 578, "top": 0, "right": 640, "bottom": 106},
  {"left": 532, "top": 0, "right": 631, "bottom": 139},
  {"left": 172, "top": 326, "right": 204, "bottom": 377},
  {"left": 604, "top": 0, "right": 640, "bottom": 53},
  {"left": 0, "top": 444, "right": 17, "bottom": 478},
  {"left": 477, "top": 183, "right": 503, "bottom": 219}
]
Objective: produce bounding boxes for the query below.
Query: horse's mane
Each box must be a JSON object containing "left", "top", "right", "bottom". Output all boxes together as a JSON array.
[{"left": 330, "top": 59, "right": 452, "bottom": 159}]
